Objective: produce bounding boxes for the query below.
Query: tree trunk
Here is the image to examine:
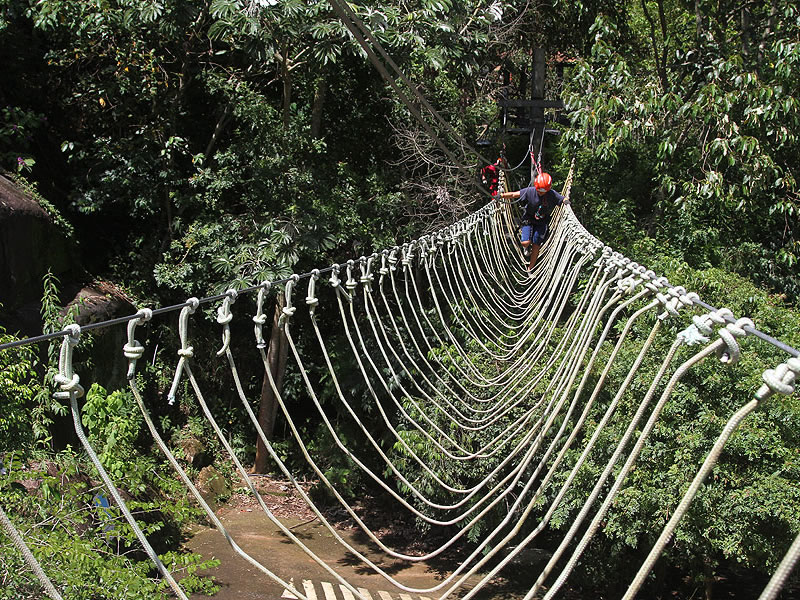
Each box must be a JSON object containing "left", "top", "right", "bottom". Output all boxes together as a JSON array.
[
  {"left": 252, "top": 295, "right": 288, "bottom": 474},
  {"left": 311, "top": 76, "right": 327, "bottom": 139},
  {"left": 695, "top": 0, "right": 704, "bottom": 40},
  {"left": 282, "top": 47, "right": 292, "bottom": 132},
  {"left": 641, "top": 0, "right": 669, "bottom": 90},
  {"left": 530, "top": 48, "right": 545, "bottom": 185},
  {"left": 758, "top": 0, "right": 778, "bottom": 69},
  {"left": 741, "top": 6, "right": 753, "bottom": 64},
  {"left": 704, "top": 556, "right": 715, "bottom": 600}
]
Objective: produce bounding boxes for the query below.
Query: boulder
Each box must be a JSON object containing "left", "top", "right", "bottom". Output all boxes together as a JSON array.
[
  {"left": 0, "top": 174, "right": 79, "bottom": 334},
  {"left": 195, "top": 465, "right": 230, "bottom": 507},
  {"left": 180, "top": 435, "right": 210, "bottom": 469},
  {"left": 0, "top": 175, "right": 137, "bottom": 391}
]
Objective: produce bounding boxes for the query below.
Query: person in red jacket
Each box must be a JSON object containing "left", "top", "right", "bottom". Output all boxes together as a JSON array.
[{"left": 480, "top": 157, "right": 505, "bottom": 196}]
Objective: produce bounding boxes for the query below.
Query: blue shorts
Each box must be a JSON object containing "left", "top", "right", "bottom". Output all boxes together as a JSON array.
[{"left": 521, "top": 221, "right": 548, "bottom": 245}]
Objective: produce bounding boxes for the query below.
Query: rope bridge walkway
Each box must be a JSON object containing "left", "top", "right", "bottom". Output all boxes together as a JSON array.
[{"left": 1, "top": 164, "right": 799, "bottom": 600}]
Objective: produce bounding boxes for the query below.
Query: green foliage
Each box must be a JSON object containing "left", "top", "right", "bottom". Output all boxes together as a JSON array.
[
  {"left": 29, "top": 270, "right": 78, "bottom": 444},
  {"left": 0, "top": 455, "right": 219, "bottom": 599},
  {"left": 82, "top": 384, "right": 151, "bottom": 492},
  {"left": 0, "top": 105, "right": 41, "bottom": 173},
  {"left": 0, "top": 331, "right": 38, "bottom": 452},
  {"left": 562, "top": 4, "right": 800, "bottom": 301}
]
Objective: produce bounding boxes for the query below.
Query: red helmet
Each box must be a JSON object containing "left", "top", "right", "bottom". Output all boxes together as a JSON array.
[{"left": 534, "top": 172, "right": 552, "bottom": 193}]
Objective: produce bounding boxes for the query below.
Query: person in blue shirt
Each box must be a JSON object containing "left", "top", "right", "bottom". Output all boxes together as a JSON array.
[{"left": 497, "top": 172, "right": 566, "bottom": 271}]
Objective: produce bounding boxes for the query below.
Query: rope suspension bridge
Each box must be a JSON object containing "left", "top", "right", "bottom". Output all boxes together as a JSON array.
[{"left": 2, "top": 163, "right": 799, "bottom": 600}]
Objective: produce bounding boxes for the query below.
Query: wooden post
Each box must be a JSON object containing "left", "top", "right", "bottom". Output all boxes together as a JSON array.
[{"left": 530, "top": 48, "right": 546, "bottom": 184}]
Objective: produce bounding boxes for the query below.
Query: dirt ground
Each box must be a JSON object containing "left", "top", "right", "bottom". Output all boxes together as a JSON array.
[{"left": 185, "top": 474, "right": 540, "bottom": 600}]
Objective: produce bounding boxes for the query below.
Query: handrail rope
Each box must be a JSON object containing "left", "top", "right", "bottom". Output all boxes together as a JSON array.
[{"left": 3, "top": 179, "right": 792, "bottom": 363}]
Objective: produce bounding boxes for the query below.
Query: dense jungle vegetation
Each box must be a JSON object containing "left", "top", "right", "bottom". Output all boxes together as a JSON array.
[{"left": 1, "top": 0, "right": 799, "bottom": 598}]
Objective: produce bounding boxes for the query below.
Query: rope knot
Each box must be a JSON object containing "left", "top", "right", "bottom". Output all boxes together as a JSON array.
[
  {"left": 656, "top": 292, "right": 680, "bottom": 319},
  {"left": 682, "top": 291, "right": 700, "bottom": 306},
  {"left": 215, "top": 291, "right": 237, "bottom": 356},
  {"left": 726, "top": 317, "right": 754, "bottom": 338},
  {"left": 65, "top": 323, "right": 81, "bottom": 345},
  {"left": 138, "top": 308, "right": 153, "bottom": 322},
  {"left": 123, "top": 342, "right": 145, "bottom": 360},
  {"left": 306, "top": 269, "right": 320, "bottom": 308},
  {"left": 216, "top": 308, "right": 233, "bottom": 325},
  {"left": 712, "top": 311, "right": 744, "bottom": 364},
  {"left": 678, "top": 323, "right": 710, "bottom": 346},
  {"left": 167, "top": 302, "right": 197, "bottom": 405},
  {"left": 124, "top": 309, "right": 152, "bottom": 379},
  {"left": 329, "top": 263, "right": 341, "bottom": 288},
  {"left": 54, "top": 372, "right": 83, "bottom": 400},
  {"left": 644, "top": 281, "right": 661, "bottom": 294},
  {"left": 282, "top": 306, "right": 297, "bottom": 317},
  {"left": 53, "top": 326, "right": 83, "bottom": 400},
  {"left": 758, "top": 357, "right": 800, "bottom": 399},
  {"left": 692, "top": 314, "right": 714, "bottom": 337},
  {"left": 616, "top": 276, "right": 638, "bottom": 294}
]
